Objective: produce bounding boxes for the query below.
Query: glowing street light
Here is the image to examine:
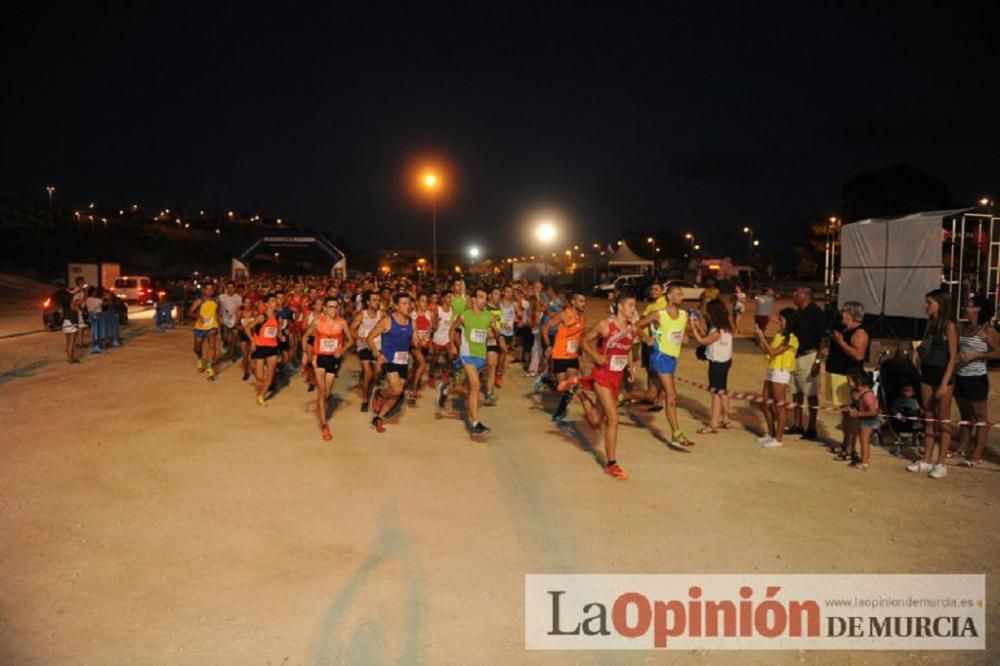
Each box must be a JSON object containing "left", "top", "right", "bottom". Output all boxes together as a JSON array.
[
  {"left": 468, "top": 245, "right": 481, "bottom": 259},
  {"left": 753, "top": 239, "right": 760, "bottom": 247},
  {"left": 421, "top": 169, "right": 442, "bottom": 276},
  {"left": 534, "top": 220, "right": 558, "bottom": 276},
  {"left": 980, "top": 197, "right": 993, "bottom": 207}
]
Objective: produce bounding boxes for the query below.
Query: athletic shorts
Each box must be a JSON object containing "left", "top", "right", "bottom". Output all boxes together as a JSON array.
[
  {"left": 649, "top": 351, "right": 678, "bottom": 375},
  {"left": 708, "top": 360, "right": 731, "bottom": 392},
  {"left": 461, "top": 355, "right": 486, "bottom": 371},
  {"left": 921, "top": 364, "right": 956, "bottom": 388},
  {"left": 552, "top": 357, "right": 580, "bottom": 375},
  {"left": 789, "top": 351, "right": 819, "bottom": 397},
  {"left": 238, "top": 331, "right": 250, "bottom": 343},
  {"left": 193, "top": 328, "right": 217, "bottom": 339},
  {"left": 754, "top": 315, "right": 771, "bottom": 331},
  {"left": 517, "top": 326, "right": 534, "bottom": 350},
  {"left": 766, "top": 368, "right": 790, "bottom": 385},
  {"left": 432, "top": 342, "right": 450, "bottom": 354},
  {"left": 314, "top": 355, "right": 343, "bottom": 374},
  {"left": 306, "top": 336, "right": 315, "bottom": 348},
  {"left": 640, "top": 342, "right": 653, "bottom": 369},
  {"left": 586, "top": 367, "right": 624, "bottom": 395},
  {"left": 487, "top": 344, "right": 501, "bottom": 355},
  {"left": 384, "top": 362, "right": 408, "bottom": 377},
  {"left": 825, "top": 372, "right": 851, "bottom": 407},
  {"left": 359, "top": 348, "right": 376, "bottom": 362},
  {"left": 252, "top": 346, "right": 279, "bottom": 360},
  {"left": 955, "top": 374, "right": 988, "bottom": 402},
  {"left": 277, "top": 338, "right": 290, "bottom": 352},
  {"left": 61, "top": 319, "right": 79, "bottom": 334},
  {"left": 502, "top": 334, "right": 513, "bottom": 347}
]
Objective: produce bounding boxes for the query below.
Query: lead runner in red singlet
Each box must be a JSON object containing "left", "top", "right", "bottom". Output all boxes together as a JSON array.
[
  {"left": 565, "top": 291, "right": 638, "bottom": 480},
  {"left": 304, "top": 296, "right": 354, "bottom": 441}
]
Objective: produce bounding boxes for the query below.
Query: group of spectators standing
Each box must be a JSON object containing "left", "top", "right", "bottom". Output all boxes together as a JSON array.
[{"left": 54, "top": 276, "right": 126, "bottom": 363}]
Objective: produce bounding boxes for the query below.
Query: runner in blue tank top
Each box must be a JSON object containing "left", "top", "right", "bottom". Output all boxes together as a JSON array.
[{"left": 365, "top": 292, "right": 420, "bottom": 433}]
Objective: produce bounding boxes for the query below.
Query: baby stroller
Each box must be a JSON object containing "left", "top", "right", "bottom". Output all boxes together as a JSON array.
[{"left": 875, "top": 348, "right": 923, "bottom": 456}]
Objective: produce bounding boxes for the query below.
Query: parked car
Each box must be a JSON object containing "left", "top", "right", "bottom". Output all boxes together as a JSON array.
[
  {"left": 666, "top": 280, "right": 705, "bottom": 301},
  {"left": 593, "top": 274, "right": 647, "bottom": 295},
  {"left": 112, "top": 275, "right": 155, "bottom": 304}
]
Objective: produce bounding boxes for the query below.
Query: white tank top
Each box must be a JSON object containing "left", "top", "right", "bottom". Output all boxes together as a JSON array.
[
  {"left": 433, "top": 305, "right": 453, "bottom": 345},
  {"left": 357, "top": 309, "right": 381, "bottom": 350}
]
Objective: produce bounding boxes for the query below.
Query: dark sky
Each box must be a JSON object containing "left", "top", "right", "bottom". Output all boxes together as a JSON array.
[{"left": 3, "top": 2, "right": 997, "bottom": 258}]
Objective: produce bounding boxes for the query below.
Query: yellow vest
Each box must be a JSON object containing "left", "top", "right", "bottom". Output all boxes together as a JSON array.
[{"left": 655, "top": 308, "right": 687, "bottom": 357}]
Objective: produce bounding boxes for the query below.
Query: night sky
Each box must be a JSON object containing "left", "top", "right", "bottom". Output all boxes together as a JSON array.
[{"left": 3, "top": 3, "right": 997, "bottom": 258}]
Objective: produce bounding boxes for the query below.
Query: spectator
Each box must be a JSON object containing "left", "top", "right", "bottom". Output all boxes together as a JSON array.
[
  {"left": 845, "top": 367, "right": 879, "bottom": 470},
  {"left": 953, "top": 295, "right": 1000, "bottom": 467},
  {"left": 690, "top": 298, "right": 733, "bottom": 433},
  {"left": 788, "top": 287, "right": 825, "bottom": 440},
  {"left": 753, "top": 307, "right": 799, "bottom": 448},
  {"left": 732, "top": 284, "right": 747, "bottom": 335},
  {"left": 819, "top": 301, "right": 869, "bottom": 458}
]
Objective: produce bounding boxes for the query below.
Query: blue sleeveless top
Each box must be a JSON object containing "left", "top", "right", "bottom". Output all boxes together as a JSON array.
[{"left": 381, "top": 315, "right": 413, "bottom": 363}]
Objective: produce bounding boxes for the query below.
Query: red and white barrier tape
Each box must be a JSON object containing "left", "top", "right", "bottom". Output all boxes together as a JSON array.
[{"left": 672, "top": 375, "right": 998, "bottom": 429}]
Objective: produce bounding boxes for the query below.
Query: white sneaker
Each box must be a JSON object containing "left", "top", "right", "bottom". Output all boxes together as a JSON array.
[
  {"left": 907, "top": 461, "right": 933, "bottom": 473},
  {"left": 929, "top": 464, "right": 948, "bottom": 479},
  {"left": 756, "top": 434, "right": 773, "bottom": 444},
  {"left": 761, "top": 439, "right": 783, "bottom": 449}
]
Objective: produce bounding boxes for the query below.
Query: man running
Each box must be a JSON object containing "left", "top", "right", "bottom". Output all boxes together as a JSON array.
[
  {"left": 350, "top": 291, "right": 382, "bottom": 412},
  {"left": 437, "top": 286, "right": 498, "bottom": 438},
  {"left": 563, "top": 291, "right": 638, "bottom": 479},
  {"left": 366, "top": 292, "right": 419, "bottom": 433},
  {"left": 497, "top": 284, "right": 516, "bottom": 386},
  {"left": 305, "top": 296, "right": 353, "bottom": 441},
  {"left": 217, "top": 281, "right": 243, "bottom": 360},
  {"left": 636, "top": 282, "right": 693, "bottom": 447},
  {"left": 539, "top": 291, "right": 587, "bottom": 421},
  {"left": 189, "top": 282, "right": 220, "bottom": 380},
  {"left": 483, "top": 286, "right": 504, "bottom": 405}
]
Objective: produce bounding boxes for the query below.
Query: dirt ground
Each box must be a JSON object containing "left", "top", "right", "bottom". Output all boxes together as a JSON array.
[{"left": 2, "top": 296, "right": 999, "bottom": 665}]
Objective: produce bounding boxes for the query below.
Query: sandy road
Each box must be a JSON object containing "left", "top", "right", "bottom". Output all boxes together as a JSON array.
[{"left": 2, "top": 306, "right": 999, "bottom": 664}]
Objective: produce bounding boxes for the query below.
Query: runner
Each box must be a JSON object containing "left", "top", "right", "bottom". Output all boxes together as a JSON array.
[
  {"left": 561, "top": 291, "right": 638, "bottom": 479},
  {"left": 304, "top": 296, "right": 354, "bottom": 441},
  {"left": 406, "top": 292, "right": 436, "bottom": 401},
  {"left": 635, "top": 282, "right": 694, "bottom": 447},
  {"left": 430, "top": 291, "right": 454, "bottom": 387},
  {"left": 350, "top": 291, "right": 382, "bottom": 413},
  {"left": 245, "top": 294, "right": 284, "bottom": 406},
  {"left": 627, "top": 282, "right": 666, "bottom": 411},
  {"left": 483, "top": 286, "right": 504, "bottom": 405},
  {"left": 301, "top": 296, "right": 324, "bottom": 393},
  {"left": 539, "top": 291, "right": 587, "bottom": 422},
  {"left": 437, "top": 286, "right": 499, "bottom": 438},
  {"left": 237, "top": 300, "right": 255, "bottom": 381},
  {"left": 189, "top": 282, "right": 220, "bottom": 380},
  {"left": 514, "top": 283, "right": 534, "bottom": 365},
  {"left": 366, "top": 292, "right": 419, "bottom": 433},
  {"left": 217, "top": 281, "right": 243, "bottom": 360},
  {"left": 274, "top": 291, "right": 294, "bottom": 370},
  {"left": 497, "top": 285, "right": 516, "bottom": 387}
]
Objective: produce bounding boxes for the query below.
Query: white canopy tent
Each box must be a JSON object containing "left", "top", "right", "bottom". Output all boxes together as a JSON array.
[{"left": 603, "top": 241, "right": 654, "bottom": 272}]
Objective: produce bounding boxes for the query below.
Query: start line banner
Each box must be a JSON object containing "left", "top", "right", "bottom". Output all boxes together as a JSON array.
[{"left": 525, "top": 574, "right": 985, "bottom": 650}]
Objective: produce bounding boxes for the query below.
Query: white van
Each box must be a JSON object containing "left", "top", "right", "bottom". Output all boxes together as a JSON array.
[{"left": 113, "top": 276, "right": 154, "bottom": 304}]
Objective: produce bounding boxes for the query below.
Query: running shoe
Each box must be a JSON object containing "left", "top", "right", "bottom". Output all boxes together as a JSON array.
[
  {"left": 495, "top": 373, "right": 504, "bottom": 388},
  {"left": 556, "top": 376, "right": 580, "bottom": 393},
  {"left": 605, "top": 463, "right": 629, "bottom": 480},
  {"left": 205, "top": 367, "right": 216, "bottom": 381},
  {"left": 307, "top": 384, "right": 315, "bottom": 392},
  {"left": 360, "top": 401, "right": 369, "bottom": 413},
  {"left": 755, "top": 434, "right": 773, "bottom": 444},
  {"left": 321, "top": 425, "right": 332, "bottom": 441},
  {"left": 906, "top": 461, "right": 933, "bottom": 473},
  {"left": 372, "top": 416, "right": 386, "bottom": 433},
  {"left": 242, "top": 372, "right": 250, "bottom": 381},
  {"left": 256, "top": 396, "right": 267, "bottom": 407},
  {"left": 470, "top": 422, "right": 491, "bottom": 437},
  {"left": 761, "top": 439, "right": 783, "bottom": 449},
  {"left": 929, "top": 464, "right": 948, "bottom": 479},
  {"left": 484, "top": 392, "right": 498, "bottom": 406},
  {"left": 533, "top": 373, "right": 549, "bottom": 393},
  {"left": 405, "top": 390, "right": 415, "bottom": 402},
  {"left": 196, "top": 359, "right": 204, "bottom": 371},
  {"left": 436, "top": 383, "right": 448, "bottom": 411},
  {"left": 371, "top": 393, "right": 384, "bottom": 415}
]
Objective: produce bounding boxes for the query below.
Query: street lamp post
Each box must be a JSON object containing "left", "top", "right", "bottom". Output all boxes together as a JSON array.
[
  {"left": 422, "top": 172, "right": 440, "bottom": 277},
  {"left": 743, "top": 226, "right": 755, "bottom": 257}
]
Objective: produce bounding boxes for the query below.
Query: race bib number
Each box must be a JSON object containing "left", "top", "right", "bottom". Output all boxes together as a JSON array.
[
  {"left": 263, "top": 326, "right": 278, "bottom": 338},
  {"left": 470, "top": 329, "right": 488, "bottom": 344},
  {"left": 566, "top": 339, "right": 580, "bottom": 354},
  {"left": 418, "top": 329, "right": 430, "bottom": 341},
  {"left": 609, "top": 355, "right": 628, "bottom": 371},
  {"left": 223, "top": 314, "right": 236, "bottom": 328},
  {"left": 392, "top": 351, "right": 410, "bottom": 364},
  {"left": 318, "top": 338, "right": 339, "bottom": 353},
  {"left": 668, "top": 330, "right": 684, "bottom": 345},
  {"left": 200, "top": 316, "right": 212, "bottom": 326}
]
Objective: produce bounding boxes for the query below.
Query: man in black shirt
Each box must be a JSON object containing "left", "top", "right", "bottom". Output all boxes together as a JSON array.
[{"left": 788, "top": 287, "right": 826, "bottom": 439}]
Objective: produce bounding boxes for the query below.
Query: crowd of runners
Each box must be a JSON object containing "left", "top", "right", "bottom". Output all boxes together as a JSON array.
[{"left": 110, "top": 271, "right": 997, "bottom": 482}]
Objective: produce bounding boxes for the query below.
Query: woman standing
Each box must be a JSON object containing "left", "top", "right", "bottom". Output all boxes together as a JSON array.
[
  {"left": 690, "top": 298, "right": 734, "bottom": 433},
  {"left": 953, "top": 295, "right": 999, "bottom": 468},
  {"left": 907, "top": 289, "right": 958, "bottom": 479},
  {"left": 819, "top": 301, "right": 869, "bottom": 458},
  {"left": 753, "top": 307, "right": 799, "bottom": 448}
]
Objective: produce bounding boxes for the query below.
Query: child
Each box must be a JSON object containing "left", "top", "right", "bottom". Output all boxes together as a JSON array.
[
  {"left": 753, "top": 307, "right": 799, "bottom": 448},
  {"left": 846, "top": 367, "right": 879, "bottom": 470},
  {"left": 890, "top": 384, "right": 922, "bottom": 437}
]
